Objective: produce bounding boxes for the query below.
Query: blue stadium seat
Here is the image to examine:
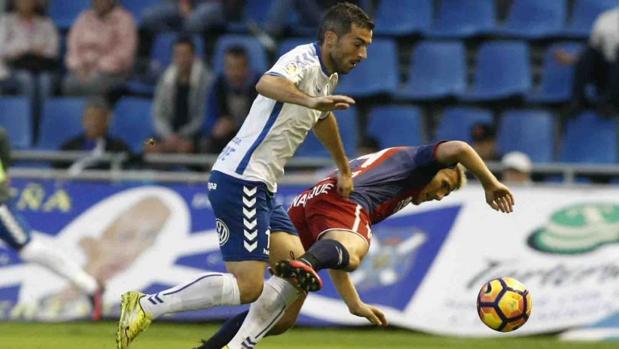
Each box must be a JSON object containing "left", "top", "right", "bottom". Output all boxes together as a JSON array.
[
  {"left": 336, "top": 39, "right": 398, "bottom": 97},
  {"left": 212, "top": 35, "right": 269, "bottom": 74},
  {"left": 434, "top": 107, "right": 493, "bottom": 143},
  {"left": 459, "top": 41, "right": 531, "bottom": 101},
  {"left": 563, "top": 0, "right": 619, "bottom": 38},
  {"left": 397, "top": 41, "right": 466, "bottom": 100},
  {"left": 295, "top": 107, "right": 358, "bottom": 158},
  {"left": 498, "top": 110, "right": 555, "bottom": 162},
  {"left": 0, "top": 98, "right": 32, "bottom": 149},
  {"left": 375, "top": 0, "right": 432, "bottom": 36},
  {"left": 38, "top": 98, "right": 86, "bottom": 150},
  {"left": 151, "top": 33, "right": 205, "bottom": 75},
  {"left": 122, "top": 0, "right": 162, "bottom": 25},
  {"left": 111, "top": 98, "right": 154, "bottom": 153},
  {"left": 527, "top": 43, "right": 583, "bottom": 103},
  {"left": 559, "top": 111, "right": 617, "bottom": 164},
  {"left": 500, "top": 0, "right": 567, "bottom": 39},
  {"left": 276, "top": 37, "right": 313, "bottom": 58},
  {"left": 49, "top": 0, "right": 89, "bottom": 29},
  {"left": 367, "top": 106, "right": 423, "bottom": 148},
  {"left": 428, "top": 0, "right": 496, "bottom": 38}
]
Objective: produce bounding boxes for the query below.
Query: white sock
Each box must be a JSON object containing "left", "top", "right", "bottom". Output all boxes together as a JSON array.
[
  {"left": 19, "top": 238, "right": 98, "bottom": 294},
  {"left": 140, "top": 273, "right": 240, "bottom": 319},
  {"left": 228, "top": 276, "right": 299, "bottom": 349}
]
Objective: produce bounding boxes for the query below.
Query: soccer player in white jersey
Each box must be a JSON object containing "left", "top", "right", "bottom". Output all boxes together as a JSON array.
[{"left": 116, "top": 3, "right": 374, "bottom": 349}]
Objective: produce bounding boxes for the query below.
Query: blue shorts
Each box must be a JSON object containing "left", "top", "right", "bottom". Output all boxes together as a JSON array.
[
  {"left": 0, "top": 200, "right": 32, "bottom": 250},
  {"left": 208, "top": 171, "right": 297, "bottom": 262}
]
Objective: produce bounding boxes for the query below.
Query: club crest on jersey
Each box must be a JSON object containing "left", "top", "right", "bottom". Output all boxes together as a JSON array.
[
  {"left": 284, "top": 61, "right": 300, "bottom": 75},
  {"left": 216, "top": 218, "right": 230, "bottom": 246}
]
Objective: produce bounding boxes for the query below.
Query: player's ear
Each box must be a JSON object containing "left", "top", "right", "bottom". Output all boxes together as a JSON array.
[{"left": 325, "top": 31, "right": 337, "bottom": 47}]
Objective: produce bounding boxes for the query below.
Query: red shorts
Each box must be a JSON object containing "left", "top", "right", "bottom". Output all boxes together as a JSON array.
[{"left": 288, "top": 180, "right": 372, "bottom": 250}]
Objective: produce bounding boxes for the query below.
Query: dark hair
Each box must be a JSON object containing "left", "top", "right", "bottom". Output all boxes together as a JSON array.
[
  {"left": 225, "top": 45, "right": 248, "bottom": 58},
  {"left": 317, "top": 2, "right": 374, "bottom": 44},
  {"left": 174, "top": 35, "right": 196, "bottom": 52},
  {"left": 85, "top": 96, "right": 111, "bottom": 113}
]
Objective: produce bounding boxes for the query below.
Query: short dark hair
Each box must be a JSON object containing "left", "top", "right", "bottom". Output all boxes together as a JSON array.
[
  {"left": 317, "top": 2, "right": 374, "bottom": 44},
  {"left": 174, "top": 35, "right": 196, "bottom": 52},
  {"left": 225, "top": 45, "right": 248, "bottom": 59},
  {"left": 470, "top": 122, "right": 496, "bottom": 142}
]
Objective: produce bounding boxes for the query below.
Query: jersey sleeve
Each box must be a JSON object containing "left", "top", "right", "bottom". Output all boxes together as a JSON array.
[{"left": 265, "top": 50, "right": 311, "bottom": 85}]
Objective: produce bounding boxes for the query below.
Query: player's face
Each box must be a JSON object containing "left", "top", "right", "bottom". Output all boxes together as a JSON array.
[
  {"left": 413, "top": 169, "right": 459, "bottom": 205},
  {"left": 328, "top": 24, "right": 372, "bottom": 74}
]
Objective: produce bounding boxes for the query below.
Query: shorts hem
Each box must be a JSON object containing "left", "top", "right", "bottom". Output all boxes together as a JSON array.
[
  {"left": 316, "top": 228, "right": 370, "bottom": 245},
  {"left": 221, "top": 254, "right": 270, "bottom": 262}
]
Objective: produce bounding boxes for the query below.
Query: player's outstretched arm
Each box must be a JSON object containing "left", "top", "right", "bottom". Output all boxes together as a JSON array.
[
  {"left": 314, "top": 113, "right": 353, "bottom": 197},
  {"left": 256, "top": 75, "right": 355, "bottom": 112},
  {"left": 435, "top": 141, "right": 515, "bottom": 213},
  {"left": 328, "top": 270, "right": 388, "bottom": 327}
]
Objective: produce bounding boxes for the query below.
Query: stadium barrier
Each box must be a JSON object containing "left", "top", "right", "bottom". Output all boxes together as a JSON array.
[{"left": 0, "top": 170, "right": 618, "bottom": 339}]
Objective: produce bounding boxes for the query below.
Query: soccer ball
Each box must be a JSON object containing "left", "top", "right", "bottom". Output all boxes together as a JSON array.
[{"left": 476, "top": 277, "right": 532, "bottom": 332}]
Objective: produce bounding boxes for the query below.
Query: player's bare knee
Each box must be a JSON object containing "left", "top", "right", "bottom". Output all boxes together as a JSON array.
[
  {"left": 237, "top": 279, "right": 263, "bottom": 303},
  {"left": 345, "top": 253, "right": 361, "bottom": 271}
]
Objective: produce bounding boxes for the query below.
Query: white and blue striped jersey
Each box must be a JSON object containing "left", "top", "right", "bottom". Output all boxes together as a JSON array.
[{"left": 211, "top": 42, "right": 339, "bottom": 192}]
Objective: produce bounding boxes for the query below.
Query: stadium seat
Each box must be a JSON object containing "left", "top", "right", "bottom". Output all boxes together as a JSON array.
[
  {"left": 563, "top": 0, "right": 619, "bottom": 38},
  {"left": 500, "top": 0, "right": 567, "bottom": 39},
  {"left": 49, "top": 0, "right": 89, "bottom": 29},
  {"left": 367, "top": 106, "right": 423, "bottom": 148},
  {"left": 111, "top": 98, "right": 154, "bottom": 153},
  {"left": 295, "top": 107, "right": 358, "bottom": 158},
  {"left": 151, "top": 33, "right": 205, "bottom": 75},
  {"left": 336, "top": 39, "right": 398, "bottom": 97},
  {"left": 458, "top": 41, "right": 531, "bottom": 102},
  {"left": 374, "top": 0, "right": 432, "bottom": 36},
  {"left": 527, "top": 43, "right": 583, "bottom": 103},
  {"left": 428, "top": 0, "right": 496, "bottom": 38},
  {"left": 397, "top": 41, "right": 466, "bottom": 100},
  {"left": 434, "top": 107, "right": 493, "bottom": 143},
  {"left": 212, "top": 35, "right": 269, "bottom": 74},
  {"left": 559, "top": 111, "right": 618, "bottom": 164},
  {"left": 122, "top": 0, "right": 162, "bottom": 26},
  {"left": 497, "top": 110, "right": 555, "bottom": 163},
  {"left": 37, "top": 98, "right": 86, "bottom": 150},
  {"left": 0, "top": 97, "right": 32, "bottom": 149}
]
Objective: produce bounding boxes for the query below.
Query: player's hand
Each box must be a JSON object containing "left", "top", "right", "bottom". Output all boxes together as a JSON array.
[
  {"left": 484, "top": 182, "right": 515, "bottom": 213},
  {"left": 308, "top": 95, "right": 355, "bottom": 112},
  {"left": 337, "top": 172, "right": 353, "bottom": 198},
  {"left": 350, "top": 303, "right": 388, "bottom": 327}
]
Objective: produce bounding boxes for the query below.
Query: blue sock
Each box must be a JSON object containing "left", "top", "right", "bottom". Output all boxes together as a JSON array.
[
  {"left": 195, "top": 310, "right": 249, "bottom": 349},
  {"left": 299, "top": 239, "right": 350, "bottom": 271}
]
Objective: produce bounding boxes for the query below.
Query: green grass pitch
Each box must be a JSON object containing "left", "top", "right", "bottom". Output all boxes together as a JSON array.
[{"left": 0, "top": 321, "right": 616, "bottom": 349}]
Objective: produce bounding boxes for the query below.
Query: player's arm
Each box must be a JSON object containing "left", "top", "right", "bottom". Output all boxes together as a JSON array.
[
  {"left": 435, "top": 141, "right": 515, "bottom": 213},
  {"left": 328, "top": 269, "right": 388, "bottom": 326},
  {"left": 313, "top": 112, "right": 353, "bottom": 197},
  {"left": 256, "top": 75, "right": 355, "bottom": 112}
]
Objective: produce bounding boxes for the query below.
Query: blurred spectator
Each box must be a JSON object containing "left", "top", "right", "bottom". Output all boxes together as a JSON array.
[
  {"left": 150, "top": 36, "right": 212, "bottom": 154},
  {"left": 0, "top": 0, "right": 59, "bottom": 116},
  {"left": 141, "top": 0, "right": 245, "bottom": 32},
  {"left": 501, "top": 151, "right": 532, "bottom": 184},
  {"left": 555, "top": 8, "right": 619, "bottom": 116},
  {"left": 56, "top": 98, "right": 132, "bottom": 172},
  {"left": 470, "top": 122, "right": 500, "bottom": 161},
  {"left": 63, "top": 0, "right": 137, "bottom": 97},
  {"left": 201, "top": 46, "right": 258, "bottom": 154}
]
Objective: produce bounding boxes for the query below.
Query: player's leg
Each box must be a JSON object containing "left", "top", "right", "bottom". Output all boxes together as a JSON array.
[
  {"left": 225, "top": 204, "right": 308, "bottom": 349},
  {"left": 117, "top": 172, "right": 270, "bottom": 349},
  {"left": 0, "top": 202, "right": 104, "bottom": 319},
  {"left": 196, "top": 229, "right": 307, "bottom": 349},
  {"left": 275, "top": 197, "right": 371, "bottom": 286}
]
